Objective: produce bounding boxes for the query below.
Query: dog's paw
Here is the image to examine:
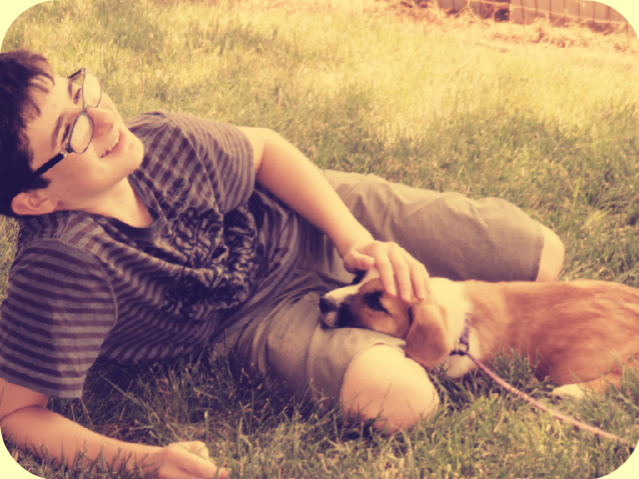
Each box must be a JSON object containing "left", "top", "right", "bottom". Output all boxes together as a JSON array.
[{"left": 551, "top": 384, "right": 585, "bottom": 400}]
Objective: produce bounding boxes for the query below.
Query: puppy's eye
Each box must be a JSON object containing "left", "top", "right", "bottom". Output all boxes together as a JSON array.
[{"left": 364, "top": 291, "right": 388, "bottom": 313}]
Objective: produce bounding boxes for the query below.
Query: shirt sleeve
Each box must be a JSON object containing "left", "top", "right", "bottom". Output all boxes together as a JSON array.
[{"left": 0, "top": 241, "right": 117, "bottom": 398}]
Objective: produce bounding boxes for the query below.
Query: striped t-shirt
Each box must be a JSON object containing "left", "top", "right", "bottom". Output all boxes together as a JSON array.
[{"left": 0, "top": 111, "right": 303, "bottom": 398}]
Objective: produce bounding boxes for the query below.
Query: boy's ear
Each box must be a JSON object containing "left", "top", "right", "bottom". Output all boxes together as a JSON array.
[{"left": 11, "top": 191, "right": 59, "bottom": 216}]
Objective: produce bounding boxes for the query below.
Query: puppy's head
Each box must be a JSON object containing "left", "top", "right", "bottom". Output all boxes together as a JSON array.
[
  {"left": 319, "top": 269, "right": 383, "bottom": 329},
  {"left": 319, "top": 271, "right": 450, "bottom": 369}
]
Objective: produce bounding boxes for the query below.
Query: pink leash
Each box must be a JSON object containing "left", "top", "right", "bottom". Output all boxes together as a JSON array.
[
  {"left": 449, "top": 320, "right": 634, "bottom": 448},
  {"left": 464, "top": 350, "right": 634, "bottom": 448}
]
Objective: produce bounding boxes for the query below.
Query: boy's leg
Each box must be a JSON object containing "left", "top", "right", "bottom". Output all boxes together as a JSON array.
[
  {"left": 323, "top": 169, "right": 563, "bottom": 282},
  {"left": 340, "top": 344, "right": 439, "bottom": 431},
  {"left": 234, "top": 274, "right": 440, "bottom": 428}
]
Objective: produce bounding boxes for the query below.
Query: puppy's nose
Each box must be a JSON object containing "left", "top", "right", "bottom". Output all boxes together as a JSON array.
[{"left": 319, "top": 296, "right": 337, "bottom": 316}]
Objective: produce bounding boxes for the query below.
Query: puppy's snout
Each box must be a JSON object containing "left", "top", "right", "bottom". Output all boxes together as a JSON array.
[
  {"left": 319, "top": 296, "right": 335, "bottom": 314},
  {"left": 319, "top": 296, "right": 339, "bottom": 328}
]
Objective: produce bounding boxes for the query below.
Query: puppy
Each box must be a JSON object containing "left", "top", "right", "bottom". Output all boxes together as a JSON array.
[{"left": 320, "top": 269, "right": 639, "bottom": 398}]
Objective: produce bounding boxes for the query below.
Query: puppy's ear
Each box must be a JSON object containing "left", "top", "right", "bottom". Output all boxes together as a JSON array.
[{"left": 404, "top": 303, "right": 449, "bottom": 370}]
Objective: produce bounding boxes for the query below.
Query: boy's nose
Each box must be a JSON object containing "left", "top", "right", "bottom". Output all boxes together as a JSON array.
[{"left": 86, "top": 105, "right": 116, "bottom": 136}]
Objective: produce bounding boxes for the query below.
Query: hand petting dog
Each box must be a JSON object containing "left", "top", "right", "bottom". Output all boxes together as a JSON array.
[{"left": 342, "top": 240, "right": 429, "bottom": 303}]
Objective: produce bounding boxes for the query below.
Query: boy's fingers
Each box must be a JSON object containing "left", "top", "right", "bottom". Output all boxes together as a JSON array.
[
  {"left": 411, "top": 261, "right": 430, "bottom": 300},
  {"left": 342, "top": 241, "right": 429, "bottom": 302},
  {"left": 388, "top": 248, "right": 411, "bottom": 301},
  {"left": 376, "top": 259, "right": 397, "bottom": 297},
  {"left": 161, "top": 442, "right": 229, "bottom": 479}
]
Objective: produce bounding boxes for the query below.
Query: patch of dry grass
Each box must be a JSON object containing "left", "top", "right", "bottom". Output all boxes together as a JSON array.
[{"left": 234, "top": 0, "right": 639, "bottom": 54}]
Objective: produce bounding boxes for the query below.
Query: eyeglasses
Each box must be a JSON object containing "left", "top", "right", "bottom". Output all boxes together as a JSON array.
[{"left": 28, "top": 68, "right": 102, "bottom": 183}]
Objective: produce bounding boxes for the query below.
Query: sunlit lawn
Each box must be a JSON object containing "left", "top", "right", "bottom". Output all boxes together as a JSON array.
[{"left": 2, "top": 0, "right": 639, "bottom": 477}]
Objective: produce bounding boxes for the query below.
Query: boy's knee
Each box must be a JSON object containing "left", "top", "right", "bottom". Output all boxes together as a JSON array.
[
  {"left": 340, "top": 344, "right": 439, "bottom": 432},
  {"left": 536, "top": 226, "right": 565, "bottom": 282}
]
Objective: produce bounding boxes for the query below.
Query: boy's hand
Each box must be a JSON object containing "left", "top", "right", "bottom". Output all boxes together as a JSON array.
[
  {"left": 343, "top": 240, "right": 429, "bottom": 303},
  {"left": 151, "top": 441, "right": 229, "bottom": 479}
]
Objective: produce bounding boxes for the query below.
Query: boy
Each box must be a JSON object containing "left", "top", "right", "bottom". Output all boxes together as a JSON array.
[{"left": 0, "top": 49, "right": 564, "bottom": 478}]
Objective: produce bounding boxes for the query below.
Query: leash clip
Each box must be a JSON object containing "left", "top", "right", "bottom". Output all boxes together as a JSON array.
[
  {"left": 450, "top": 317, "right": 470, "bottom": 356},
  {"left": 452, "top": 337, "right": 469, "bottom": 356}
]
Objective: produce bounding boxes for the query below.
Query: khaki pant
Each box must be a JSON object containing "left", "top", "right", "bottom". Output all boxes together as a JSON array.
[{"left": 234, "top": 170, "right": 544, "bottom": 403}]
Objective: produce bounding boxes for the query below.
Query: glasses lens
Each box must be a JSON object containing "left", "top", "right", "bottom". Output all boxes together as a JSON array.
[
  {"left": 69, "top": 114, "right": 94, "bottom": 154},
  {"left": 82, "top": 72, "right": 101, "bottom": 108}
]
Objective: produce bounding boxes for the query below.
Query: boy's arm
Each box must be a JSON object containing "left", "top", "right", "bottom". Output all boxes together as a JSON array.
[
  {"left": 0, "top": 378, "right": 227, "bottom": 479},
  {"left": 239, "top": 126, "right": 429, "bottom": 302}
]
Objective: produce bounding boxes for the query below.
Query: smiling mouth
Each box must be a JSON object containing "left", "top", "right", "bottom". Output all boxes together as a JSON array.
[{"left": 101, "top": 130, "right": 121, "bottom": 158}]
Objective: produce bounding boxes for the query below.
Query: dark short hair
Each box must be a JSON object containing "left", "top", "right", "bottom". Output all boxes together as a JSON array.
[{"left": 0, "top": 49, "right": 53, "bottom": 217}]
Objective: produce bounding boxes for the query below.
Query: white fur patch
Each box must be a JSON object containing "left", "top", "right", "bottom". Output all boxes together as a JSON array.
[
  {"left": 323, "top": 268, "right": 380, "bottom": 302},
  {"left": 551, "top": 384, "right": 586, "bottom": 400},
  {"left": 426, "top": 278, "right": 477, "bottom": 377}
]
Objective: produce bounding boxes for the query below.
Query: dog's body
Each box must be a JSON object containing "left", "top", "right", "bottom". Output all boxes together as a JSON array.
[{"left": 320, "top": 270, "right": 639, "bottom": 398}]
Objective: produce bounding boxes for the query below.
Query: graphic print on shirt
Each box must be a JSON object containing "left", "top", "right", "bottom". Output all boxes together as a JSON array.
[{"left": 159, "top": 204, "right": 260, "bottom": 321}]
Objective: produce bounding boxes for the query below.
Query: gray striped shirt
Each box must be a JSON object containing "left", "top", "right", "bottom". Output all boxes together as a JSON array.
[{"left": 0, "top": 111, "right": 302, "bottom": 398}]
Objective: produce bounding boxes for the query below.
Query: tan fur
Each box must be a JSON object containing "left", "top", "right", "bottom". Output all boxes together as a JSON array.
[{"left": 322, "top": 276, "right": 639, "bottom": 395}]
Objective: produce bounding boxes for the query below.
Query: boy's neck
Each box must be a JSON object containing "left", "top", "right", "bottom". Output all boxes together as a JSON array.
[{"left": 81, "top": 179, "right": 153, "bottom": 228}]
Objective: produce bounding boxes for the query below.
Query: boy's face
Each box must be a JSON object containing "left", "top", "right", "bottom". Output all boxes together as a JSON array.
[{"left": 18, "top": 71, "right": 144, "bottom": 214}]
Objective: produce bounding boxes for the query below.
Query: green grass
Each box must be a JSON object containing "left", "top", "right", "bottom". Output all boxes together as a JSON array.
[{"left": 1, "top": 0, "right": 639, "bottom": 477}]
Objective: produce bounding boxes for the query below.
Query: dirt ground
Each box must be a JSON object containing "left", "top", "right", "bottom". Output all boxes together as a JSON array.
[
  {"left": 151, "top": 0, "right": 638, "bottom": 54},
  {"left": 229, "top": 0, "right": 639, "bottom": 54}
]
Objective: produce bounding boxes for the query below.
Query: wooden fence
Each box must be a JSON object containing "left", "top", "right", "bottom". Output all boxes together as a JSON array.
[{"left": 433, "top": 0, "right": 631, "bottom": 31}]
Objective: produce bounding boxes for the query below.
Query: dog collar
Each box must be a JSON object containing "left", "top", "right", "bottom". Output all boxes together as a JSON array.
[{"left": 450, "top": 316, "right": 471, "bottom": 356}]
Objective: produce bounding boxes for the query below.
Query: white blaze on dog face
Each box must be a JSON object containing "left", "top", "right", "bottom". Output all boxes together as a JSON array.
[{"left": 319, "top": 269, "right": 381, "bottom": 328}]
